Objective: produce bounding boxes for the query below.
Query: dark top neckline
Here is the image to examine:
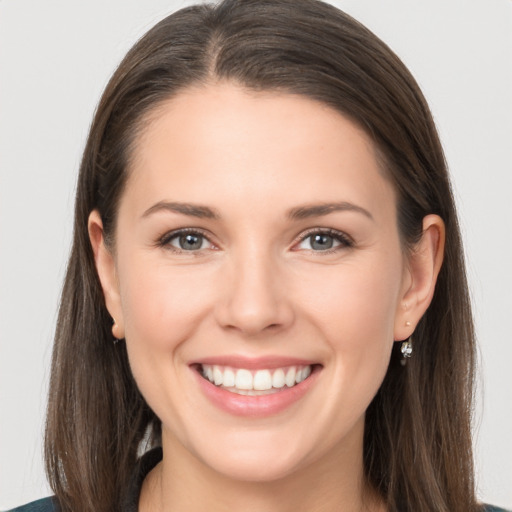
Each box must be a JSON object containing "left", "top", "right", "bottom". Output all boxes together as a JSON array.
[
  {"left": 7, "top": 448, "right": 511, "bottom": 512},
  {"left": 122, "top": 447, "right": 163, "bottom": 511}
]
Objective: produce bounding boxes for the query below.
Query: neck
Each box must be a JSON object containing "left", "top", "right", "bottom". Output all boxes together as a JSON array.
[{"left": 140, "top": 429, "right": 385, "bottom": 512}]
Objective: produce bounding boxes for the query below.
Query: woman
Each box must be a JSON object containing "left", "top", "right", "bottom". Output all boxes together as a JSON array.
[{"left": 7, "top": 0, "right": 509, "bottom": 511}]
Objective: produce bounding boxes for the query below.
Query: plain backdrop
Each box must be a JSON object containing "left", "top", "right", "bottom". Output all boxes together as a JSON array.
[{"left": 1, "top": 0, "right": 511, "bottom": 509}]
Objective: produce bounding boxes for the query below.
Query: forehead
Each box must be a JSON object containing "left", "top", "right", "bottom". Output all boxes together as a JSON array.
[{"left": 123, "top": 82, "right": 396, "bottom": 220}]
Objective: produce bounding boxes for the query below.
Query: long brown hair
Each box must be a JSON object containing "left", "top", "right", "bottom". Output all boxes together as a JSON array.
[{"left": 45, "top": 1, "right": 478, "bottom": 510}]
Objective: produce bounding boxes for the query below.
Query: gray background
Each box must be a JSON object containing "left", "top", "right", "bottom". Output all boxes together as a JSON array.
[{"left": 1, "top": 0, "right": 511, "bottom": 509}]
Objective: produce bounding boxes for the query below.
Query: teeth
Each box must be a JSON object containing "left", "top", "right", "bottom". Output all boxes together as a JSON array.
[
  {"left": 296, "top": 366, "right": 311, "bottom": 384},
  {"left": 285, "top": 367, "right": 296, "bottom": 387},
  {"left": 253, "top": 370, "right": 272, "bottom": 390},
  {"left": 201, "top": 364, "right": 313, "bottom": 392},
  {"left": 235, "top": 369, "right": 253, "bottom": 390},
  {"left": 272, "top": 368, "right": 285, "bottom": 388},
  {"left": 213, "top": 366, "right": 223, "bottom": 386},
  {"left": 223, "top": 368, "right": 235, "bottom": 387}
]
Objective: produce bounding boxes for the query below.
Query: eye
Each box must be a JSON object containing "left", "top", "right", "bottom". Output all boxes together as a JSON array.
[
  {"left": 159, "top": 229, "right": 213, "bottom": 252},
  {"left": 295, "top": 229, "right": 353, "bottom": 252}
]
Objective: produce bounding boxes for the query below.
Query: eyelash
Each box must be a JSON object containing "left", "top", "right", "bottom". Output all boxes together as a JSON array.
[
  {"left": 293, "top": 228, "right": 354, "bottom": 254},
  {"left": 157, "top": 227, "right": 354, "bottom": 254},
  {"left": 157, "top": 228, "right": 214, "bottom": 254}
]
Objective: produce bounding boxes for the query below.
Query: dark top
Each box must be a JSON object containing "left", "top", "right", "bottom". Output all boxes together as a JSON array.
[
  {"left": 6, "top": 448, "right": 510, "bottom": 512},
  {"left": 6, "top": 448, "right": 163, "bottom": 512}
]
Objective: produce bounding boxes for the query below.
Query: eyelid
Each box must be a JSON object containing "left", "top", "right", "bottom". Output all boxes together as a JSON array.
[
  {"left": 292, "top": 227, "right": 354, "bottom": 251},
  {"left": 157, "top": 227, "right": 217, "bottom": 252},
  {"left": 155, "top": 226, "right": 353, "bottom": 253}
]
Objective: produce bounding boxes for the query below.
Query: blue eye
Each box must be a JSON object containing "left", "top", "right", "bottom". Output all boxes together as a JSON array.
[
  {"left": 309, "top": 233, "right": 337, "bottom": 250},
  {"left": 296, "top": 230, "right": 352, "bottom": 252},
  {"left": 161, "top": 230, "right": 211, "bottom": 251}
]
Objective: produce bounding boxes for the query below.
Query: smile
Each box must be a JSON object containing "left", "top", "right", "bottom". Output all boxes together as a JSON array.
[{"left": 200, "top": 364, "right": 313, "bottom": 395}]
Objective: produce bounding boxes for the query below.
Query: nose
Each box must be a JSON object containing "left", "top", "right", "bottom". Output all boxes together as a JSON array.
[{"left": 214, "top": 249, "right": 295, "bottom": 337}]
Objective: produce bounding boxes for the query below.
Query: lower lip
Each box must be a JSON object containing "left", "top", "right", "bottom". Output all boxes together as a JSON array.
[{"left": 192, "top": 366, "right": 321, "bottom": 417}]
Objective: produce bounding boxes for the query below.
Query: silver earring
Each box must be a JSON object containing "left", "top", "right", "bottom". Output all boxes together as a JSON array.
[
  {"left": 112, "top": 318, "right": 121, "bottom": 345},
  {"left": 400, "top": 337, "right": 413, "bottom": 366}
]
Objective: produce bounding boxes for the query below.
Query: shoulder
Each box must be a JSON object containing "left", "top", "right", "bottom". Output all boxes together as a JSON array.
[
  {"left": 5, "top": 496, "right": 58, "bottom": 512},
  {"left": 482, "top": 505, "right": 512, "bottom": 512}
]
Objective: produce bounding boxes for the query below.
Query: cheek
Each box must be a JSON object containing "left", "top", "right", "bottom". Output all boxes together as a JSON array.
[
  {"left": 304, "top": 258, "right": 404, "bottom": 429},
  {"left": 117, "top": 255, "right": 217, "bottom": 351},
  {"left": 304, "top": 258, "right": 401, "bottom": 330},
  {"left": 115, "top": 256, "right": 219, "bottom": 428},
  {"left": 295, "top": 252, "right": 403, "bottom": 376}
]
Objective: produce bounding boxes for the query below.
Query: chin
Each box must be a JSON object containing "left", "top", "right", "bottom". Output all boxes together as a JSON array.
[
  {"left": 202, "top": 448, "right": 307, "bottom": 483},
  {"left": 180, "top": 425, "right": 326, "bottom": 483}
]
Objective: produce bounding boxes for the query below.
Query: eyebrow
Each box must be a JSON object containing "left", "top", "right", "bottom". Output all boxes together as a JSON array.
[
  {"left": 287, "top": 202, "right": 374, "bottom": 221},
  {"left": 141, "top": 200, "right": 373, "bottom": 222},
  {"left": 142, "top": 201, "right": 220, "bottom": 220}
]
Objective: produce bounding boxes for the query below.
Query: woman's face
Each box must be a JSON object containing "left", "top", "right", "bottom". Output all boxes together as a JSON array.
[{"left": 93, "top": 83, "right": 424, "bottom": 482}]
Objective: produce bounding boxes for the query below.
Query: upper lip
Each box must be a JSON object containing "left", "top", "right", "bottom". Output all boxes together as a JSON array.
[{"left": 189, "top": 355, "right": 319, "bottom": 370}]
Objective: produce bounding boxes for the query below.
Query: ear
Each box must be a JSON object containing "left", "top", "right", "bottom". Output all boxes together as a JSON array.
[
  {"left": 394, "top": 214, "right": 445, "bottom": 341},
  {"left": 88, "top": 210, "right": 125, "bottom": 339}
]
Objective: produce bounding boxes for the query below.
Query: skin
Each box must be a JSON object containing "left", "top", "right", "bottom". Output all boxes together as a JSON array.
[{"left": 89, "top": 83, "right": 444, "bottom": 512}]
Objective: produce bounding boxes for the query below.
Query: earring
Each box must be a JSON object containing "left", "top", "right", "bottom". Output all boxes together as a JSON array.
[
  {"left": 112, "top": 318, "right": 122, "bottom": 344},
  {"left": 400, "top": 337, "right": 413, "bottom": 366}
]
